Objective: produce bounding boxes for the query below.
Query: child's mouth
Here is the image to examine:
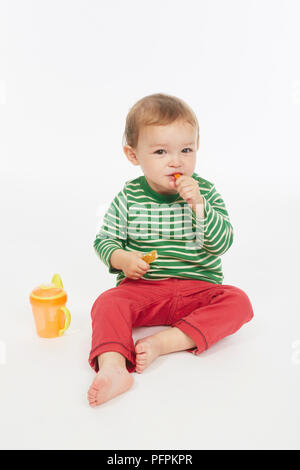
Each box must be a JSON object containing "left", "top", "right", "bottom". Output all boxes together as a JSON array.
[
  {"left": 167, "top": 175, "right": 177, "bottom": 183},
  {"left": 168, "top": 173, "right": 182, "bottom": 181}
]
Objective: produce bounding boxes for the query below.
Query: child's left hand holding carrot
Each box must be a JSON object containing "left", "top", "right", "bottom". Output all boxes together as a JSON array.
[{"left": 169, "top": 174, "right": 204, "bottom": 207}]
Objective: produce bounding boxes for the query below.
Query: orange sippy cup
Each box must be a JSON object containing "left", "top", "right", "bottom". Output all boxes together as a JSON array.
[{"left": 29, "top": 274, "right": 71, "bottom": 338}]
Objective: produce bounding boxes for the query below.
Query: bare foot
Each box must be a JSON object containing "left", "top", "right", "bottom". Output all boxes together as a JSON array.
[
  {"left": 135, "top": 335, "right": 162, "bottom": 374},
  {"left": 87, "top": 365, "right": 134, "bottom": 407}
]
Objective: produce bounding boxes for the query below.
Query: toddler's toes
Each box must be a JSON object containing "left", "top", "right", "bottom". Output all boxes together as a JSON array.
[
  {"left": 87, "top": 385, "right": 98, "bottom": 406},
  {"left": 136, "top": 364, "right": 145, "bottom": 374},
  {"left": 134, "top": 335, "right": 161, "bottom": 373},
  {"left": 135, "top": 341, "right": 147, "bottom": 354}
]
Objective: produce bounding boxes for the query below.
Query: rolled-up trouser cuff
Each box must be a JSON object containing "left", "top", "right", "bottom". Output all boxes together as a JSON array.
[
  {"left": 173, "top": 318, "right": 208, "bottom": 355},
  {"left": 89, "top": 341, "right": 136, "bottom": 373}
]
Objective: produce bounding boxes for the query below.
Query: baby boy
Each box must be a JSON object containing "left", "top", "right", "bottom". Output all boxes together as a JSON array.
[{"left": 87, "top": 93, "right": 254, "bottom": 407}]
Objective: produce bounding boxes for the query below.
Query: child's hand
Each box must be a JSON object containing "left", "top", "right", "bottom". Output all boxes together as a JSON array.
[
  {"left": 169, "top": 174, "right": 203, "bottom": 206},
  {"left": 122, "top": 251, "right": 150, "bottom": 280}
]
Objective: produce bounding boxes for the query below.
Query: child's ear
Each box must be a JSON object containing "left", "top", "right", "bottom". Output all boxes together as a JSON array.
[{"left": 123, "top": 145, "right": 140, "bottom": 166}]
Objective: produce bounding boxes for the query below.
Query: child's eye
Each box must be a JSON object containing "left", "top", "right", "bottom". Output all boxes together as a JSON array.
[{"left": 154, "top": 148, "right": 193, "bottom": 155}]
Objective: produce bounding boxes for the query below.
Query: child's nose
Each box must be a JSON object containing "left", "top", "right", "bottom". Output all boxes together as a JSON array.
[{"left": 170, "top": 154, "right": 182, "bottom": 165}]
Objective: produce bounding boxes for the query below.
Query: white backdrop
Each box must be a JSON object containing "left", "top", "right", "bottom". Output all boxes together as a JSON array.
[{"left": 1, "top": 0, "right": 300, "bottom": 450}]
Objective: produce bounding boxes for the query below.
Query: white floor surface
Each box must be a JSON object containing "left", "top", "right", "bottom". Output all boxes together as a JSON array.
[{"left": 1, "top": 179, "right": 300, "bottom": 450}]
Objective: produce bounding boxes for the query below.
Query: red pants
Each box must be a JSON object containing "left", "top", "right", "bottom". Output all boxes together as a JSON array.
[{"left": 88, "top": 277, "right": 254, "bottom": 373}]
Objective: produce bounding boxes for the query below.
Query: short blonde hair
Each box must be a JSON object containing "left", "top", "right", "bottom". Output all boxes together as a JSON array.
[{"left": 122, "top": 93, "right": 199, "bottom": 149}]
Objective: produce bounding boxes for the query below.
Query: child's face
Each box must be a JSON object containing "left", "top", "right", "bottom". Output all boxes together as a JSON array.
[{"left": 124, "top": 120, "right": 199, "bottom": 195}]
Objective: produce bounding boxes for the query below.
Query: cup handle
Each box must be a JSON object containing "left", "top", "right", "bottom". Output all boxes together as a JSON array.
[{"left": 58, "top": 306, "right": 71, "bottom": 336}]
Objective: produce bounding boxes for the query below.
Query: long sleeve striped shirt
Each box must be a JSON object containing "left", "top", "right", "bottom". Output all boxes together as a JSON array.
[{"left": 94, "top": 172, "right": 234, "bottom": 287}]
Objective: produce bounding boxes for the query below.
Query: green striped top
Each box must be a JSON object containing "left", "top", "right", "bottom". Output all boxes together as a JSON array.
[{"left": 94, "top": 172, "right": 233, "bottom": 287}]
